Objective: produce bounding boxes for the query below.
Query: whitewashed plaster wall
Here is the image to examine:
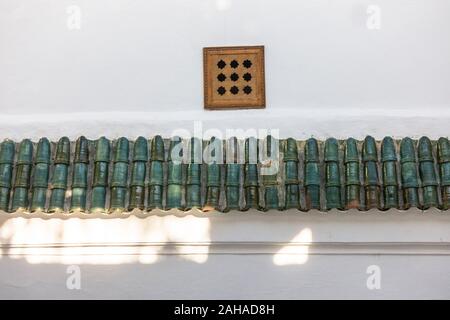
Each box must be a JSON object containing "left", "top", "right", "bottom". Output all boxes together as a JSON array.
[
  {"left": 1, "top": 210, "right": 450, "bottom": 299},
  {"left": 0, "top": 0, "right": 450, "bottom": 299},
  {"left": 0, "top": 0, "right": 449, "bottom": 140}
]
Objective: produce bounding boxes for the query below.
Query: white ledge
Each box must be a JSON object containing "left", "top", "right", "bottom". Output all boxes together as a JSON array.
[
  {"left": 1, "top": 108, "right": 449, "bottom": 140},
  {"left": 2, "top": 241, "right": 450, "bottom": 255}
]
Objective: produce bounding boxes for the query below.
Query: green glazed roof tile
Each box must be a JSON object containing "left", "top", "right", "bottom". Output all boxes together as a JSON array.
[
  {"left": 150, "top": 135, "right": 165, "bottom": 162},
  {"left": 304, "top": 138, "right": 319, "bottom": 163},
  {"left": 0, "top": 140, "right": 15, "bottom": 164},
  {"left": 438, "top": 137, "right": 450, "bottom": 163},
  {"left": 17, "top": 139, "right": 33, "bottom": 165},
  {"left": 74, "top": 136, "right": 89, "bottom": 163},
  {"left": 168, "top": 136, "right": 182, "bottom": 161},
  {"left": 245, "top": 137, "right": 258, "bottom": 163},
  {"left": 113, "top": 137, "right": 129, "bottom": 163},
  {"left": 226, "top": 137, "right": 239, "bottom": 164},
  {"left": 54, "top": 137, "right": 70, "bottom": 164},
  {"left": 400, "top": 137, "right": 416, "bottom": 163},
  {"left": 35, "top": 138, "right": 51, "bottom": 164},
  {"left": 189, "top": 137, "right": 202, "bottom": 163},
  {"left": 133, "top": 136, "right": 148, "bottom": 162},
  {"left": 344, "top": 138, "right": 359, "bottom": 163},
  {"left": 381, "top": 137, "right": 397, "bottom": 162},
  {"left": 283, "top": 138, "right": 298, "bottom": 162},
  {"left": 418, "top": 136, "right": 434, "bottom": 162},
  {"left": 324, "top": 138, "right": 339, "bottom": 162},
  {"left": 362, "top": 136, "right": 377, "bottom": 162},
  {"left": 0, "top": 136, "right": 449, "bottom": 213},
  {"left": 94, "top": 137, "right": 110, "bottom": 162}
]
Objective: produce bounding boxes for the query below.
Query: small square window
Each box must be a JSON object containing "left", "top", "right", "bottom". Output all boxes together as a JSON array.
[{"left": 203, "top": 46, "right": 265, "bottom": 109}]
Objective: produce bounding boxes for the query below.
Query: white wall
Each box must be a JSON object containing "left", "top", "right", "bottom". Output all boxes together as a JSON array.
[
  {"left": 1, "top": 0, "right": 450, "bottom": 139},
  {"left": 1, "top": 210, "right": 450, "bottom": 299},
  {"left": 1, "top": 0, "right": 450, "bottom": 299},
  {"left": 2, "top": 255, "right": 450, "bottom": 299}
]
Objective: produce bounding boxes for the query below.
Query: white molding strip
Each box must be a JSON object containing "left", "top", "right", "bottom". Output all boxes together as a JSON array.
[
  {"left": 1, "top": 108, "right": 449, "bottom": 140},
  {"left": 2, "top": 241, "right": 450, "bottom": 256}
]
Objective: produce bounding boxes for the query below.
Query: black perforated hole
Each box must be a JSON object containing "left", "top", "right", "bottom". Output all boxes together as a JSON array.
[
  {"left": 243, "top": 73, "right": 252, "bottom": 81},
  {"left": 243, "top": 86, "right": 252, "bottom": 94},
  {"left": 230, "top": 73, "right": 239, "bottom": 81},
  {"left": 217, "top": 60, "right": 226, "bottom": 69},
  {"left": 217, "top": 86, "right": 226, "bottom": 95},
  {"left": 230, "top": 60, "right": 239, "bottom": 68},
  {"left": 243, "top": 59, "right": 252, "bottom": 68},
  {"left": 217, "top": 73, "right": 226, "bottom": 82},
  {"left": 230, "top": 86, "right": 239, "bottom": 94}
]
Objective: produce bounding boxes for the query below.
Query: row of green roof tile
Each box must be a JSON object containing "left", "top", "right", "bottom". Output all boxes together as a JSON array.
[{"left": 0, "top": 135, "right": 449, "bottom": 213}]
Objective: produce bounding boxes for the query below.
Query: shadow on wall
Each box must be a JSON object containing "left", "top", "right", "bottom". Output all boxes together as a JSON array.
[{"left": 0, "top": 209, "right": 313, "bottom": 266}]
